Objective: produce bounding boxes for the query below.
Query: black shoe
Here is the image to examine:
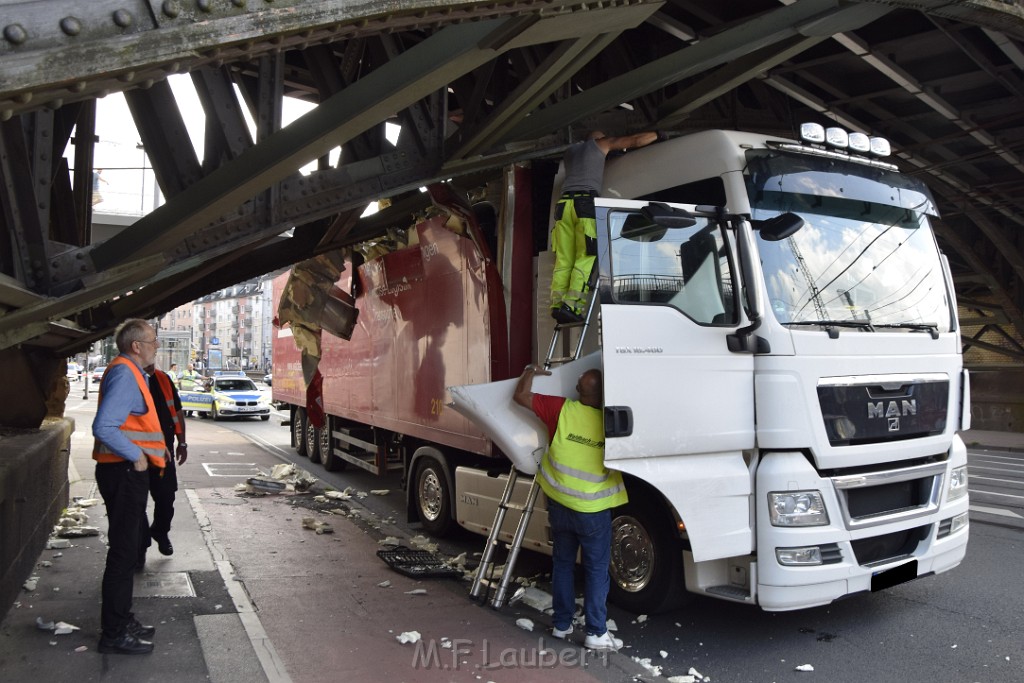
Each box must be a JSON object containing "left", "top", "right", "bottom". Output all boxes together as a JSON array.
[
  {"left": 551, "top": 304, "right": 584, "bottom": 325},
  {"left": 97, "top": 631, "right": 154, "bottom": 655},
  {"left": 154, "top": 536, "right": 173, "bottom": 556},
  {"left": 128, "top": 614, "right": 156, "bottom": 639}
]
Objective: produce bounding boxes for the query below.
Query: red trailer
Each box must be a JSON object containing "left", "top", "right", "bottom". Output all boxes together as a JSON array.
[{"left": 272, "top": 180, "right": 536, "bottom": 534}]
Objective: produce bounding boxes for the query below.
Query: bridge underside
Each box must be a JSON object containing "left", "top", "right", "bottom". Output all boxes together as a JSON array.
[{"left": 3, "top": 0, "right": 1024, "bottom": 374}]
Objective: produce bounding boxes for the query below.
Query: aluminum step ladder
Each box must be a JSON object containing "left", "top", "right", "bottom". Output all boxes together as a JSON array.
[{"left": 469, "top": 286, "right": 598, "bottom": 609}]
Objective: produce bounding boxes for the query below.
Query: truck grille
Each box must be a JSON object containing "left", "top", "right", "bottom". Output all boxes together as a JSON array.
[
  {"left": 831, "top": 461, "right": 945, "bottom": 530},
  {"left": 851, "top": 525, "right": 930, "bottom": 566}
]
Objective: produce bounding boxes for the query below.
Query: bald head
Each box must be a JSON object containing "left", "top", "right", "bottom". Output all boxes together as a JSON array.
[{"left": 577, "top": 369, "right": 603, "bottom": 408}]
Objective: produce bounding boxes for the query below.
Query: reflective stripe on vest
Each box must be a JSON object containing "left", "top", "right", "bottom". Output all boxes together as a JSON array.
[
  {"left": 154, "top": 369, "right": 182, "bottom": 436},
  {"left": 537, "top": 399, "right": 628, "bottom": 513},
  {"left": 92, "top": 356, "right": 166, "bottom": 468}
]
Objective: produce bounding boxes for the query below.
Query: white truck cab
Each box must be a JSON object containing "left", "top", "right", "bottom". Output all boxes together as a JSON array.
[{"left": 454, "top": 124, "right": 970, "bottom": 613}]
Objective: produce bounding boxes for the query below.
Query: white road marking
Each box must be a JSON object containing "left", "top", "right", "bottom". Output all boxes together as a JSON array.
[{"left": 968, "top": 488, "right": 1024, "bottom": 501}]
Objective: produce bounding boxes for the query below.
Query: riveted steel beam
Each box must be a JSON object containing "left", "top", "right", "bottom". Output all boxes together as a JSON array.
[{"left": 124, "top": 80, "right": 202, "bottom": 200}]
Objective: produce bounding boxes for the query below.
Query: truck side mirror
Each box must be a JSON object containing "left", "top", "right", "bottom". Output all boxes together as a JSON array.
[{"left": 752, "top": 212, "right": 804, "bottom": 241}]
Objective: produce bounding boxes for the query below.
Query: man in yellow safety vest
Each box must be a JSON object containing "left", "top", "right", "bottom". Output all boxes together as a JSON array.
[{"left": 513, "top": 364, "right": 627, "bottom": 651}]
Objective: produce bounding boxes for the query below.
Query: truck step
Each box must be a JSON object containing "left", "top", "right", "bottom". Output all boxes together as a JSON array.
[{"left": 705, "top": 584, "right": 752, "bottom": 601}]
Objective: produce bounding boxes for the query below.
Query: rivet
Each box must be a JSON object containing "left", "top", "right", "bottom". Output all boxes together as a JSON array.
[
  {"left": 3, "top": 24, "right": 28, "bottom": 45},
  {"left": 68, "top": 81, "right": 87, "bottom": 93},
  {"left": 198, "top": 0, "right": 212, "bottom": 12},
  {"left": 117, "top": 71, "right": 135, "bottom": 83},
  {"left": 1, "top": 110, "right": 12, "bottom": 122},
  {"left": 59, "top": 17, "right": 82, "bottom": 36},
  {"left": 162, "top": 0, "right": 181, "bottom": 18},
  {"left": 47, "top": 99, "right": 63, "bottom": 110},
  {"left": 112, "top": 9, "right": 133, "bottom": 28}
]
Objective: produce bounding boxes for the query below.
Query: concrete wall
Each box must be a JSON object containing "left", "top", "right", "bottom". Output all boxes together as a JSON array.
[
  {"left": 969, "top": 370, "right": 1024, "bottom": 432},
  {"left": 0, "top": 418, "right": 72, "bottom": 617}
]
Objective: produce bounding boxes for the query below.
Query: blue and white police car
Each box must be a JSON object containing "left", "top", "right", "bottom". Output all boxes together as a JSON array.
[{"left": 180, "top": 375, "right": 272, "bottom": 421}]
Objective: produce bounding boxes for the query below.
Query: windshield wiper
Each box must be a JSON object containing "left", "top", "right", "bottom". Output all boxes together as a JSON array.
[
  {"left": 873, "top": 322, "right": 940, "bottom": 339},
  {"left": 783, "top": 320, "right": 875, "bottom": 339}
]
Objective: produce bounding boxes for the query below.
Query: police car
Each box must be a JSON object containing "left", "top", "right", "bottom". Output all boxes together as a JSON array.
[{"left": 179, "top": 375, "right": 272, "bottom": 421}]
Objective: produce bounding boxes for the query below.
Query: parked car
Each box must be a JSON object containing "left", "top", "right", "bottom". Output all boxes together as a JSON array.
[
  {"left": 66, "top": 362, "right": 81, "bottom": 382},
  {"left": 263, "top": 373, "right": 272, "bottom": 386},
  {"left": 91, "top": 366, "right": 107, "bottom": 383}
]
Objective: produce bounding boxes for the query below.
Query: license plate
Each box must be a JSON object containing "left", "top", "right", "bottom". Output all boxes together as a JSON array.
[
  {"left": 238, "top": 405, "right": 258, "bottom": 412},
  {"left": 871, "top": 559, "right": 918, "bottom": 592}
]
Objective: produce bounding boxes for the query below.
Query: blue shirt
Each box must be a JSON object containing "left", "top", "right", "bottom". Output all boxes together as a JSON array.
[{"left": 91, "top": 355, "right": 151, "bottom": 462}]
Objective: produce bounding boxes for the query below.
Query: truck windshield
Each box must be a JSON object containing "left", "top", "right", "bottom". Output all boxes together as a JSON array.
[
  {"left": 746, "top": 151, "right": 952, "bottom": 333},
  {"left": 607, "top": 210, "right": 737, "bottom": 325}
]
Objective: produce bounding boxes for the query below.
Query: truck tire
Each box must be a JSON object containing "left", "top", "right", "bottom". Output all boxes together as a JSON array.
[
  {"left": 608, "top": 499, "right": 690, "bottom": 614},
  {"left": 292, "top": 408, "right": 307, "bottom": 457},
  {"left": 320, "top": 418, "right": 345, "bottom": 472},
  {"left": 413, "top": 457, "right": 454, "bottom": 536},
  {"left": 305, "top": 416, "right": 320, "bottom": 464}
]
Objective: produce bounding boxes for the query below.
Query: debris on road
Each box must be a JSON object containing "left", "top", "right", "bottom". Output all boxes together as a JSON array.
[
  {"left": 45, "top": 539, "right": 71, "bottom": 550},
  {"left": 301, "top": 517, "right": 334, "bottom": 534},
  {"left": 35, "top": 618, "right": 79, "bottom": 635},
  {"left": 633, "top": 657, "right": 662, "bottom": 677},
  {"left": 795, "top": 663, "right": 815, "bottom": 672},
  {"left": 515, "top": 618, "right": 534, "bottom": 632},
  {"left": 409, "top": 535, "right": 439, "bottom": 553},
  {"left": 396, "top": 631, "right": 421, "bottom": 644},
  {"left": 370, "top": 489, "right": 390, "bottom": 496},
  {"left": 404, "top": 588, "right": 427, "bottom": 596},
  {"left": 377, "top": 580, "right": 392, "bottom": 588},
  {"left": 508, "top": 586, "right": 553, "bottom": 612},
  {"left": 23, "top": 577, "right": 38, "bottom": 591}
]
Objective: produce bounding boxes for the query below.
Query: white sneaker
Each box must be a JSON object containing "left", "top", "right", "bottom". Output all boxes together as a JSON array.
[
  {"left": 551, "top": 624, "right": 573, "bottom": 639},
  {"left": 584, "top": 631, "right": 623, "bottom": 651}
]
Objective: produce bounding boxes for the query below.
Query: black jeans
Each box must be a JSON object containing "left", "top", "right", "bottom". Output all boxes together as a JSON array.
[{"left": 96, "top": 461, "right": 150, "bottom": 637}]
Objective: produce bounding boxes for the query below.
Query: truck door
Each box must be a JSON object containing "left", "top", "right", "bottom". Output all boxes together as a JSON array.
[{"left": 597, "top": 201, "right": 755, "bottom": 560}]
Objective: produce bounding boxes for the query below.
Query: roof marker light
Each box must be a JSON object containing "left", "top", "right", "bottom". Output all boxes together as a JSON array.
[
  {"left": 800, "top": 122, "right": 824, "bottom": 143},
  {"left": 869, "top": 137, "right": 891, "bottom": 157},
  {"left": 848, "top": 132, "right": 870, "bottom": 153},
  {"left": 825, "top": 127, "right": 849, "bottom": 148}
]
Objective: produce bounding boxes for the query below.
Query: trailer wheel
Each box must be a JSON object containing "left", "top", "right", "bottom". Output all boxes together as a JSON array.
[
  {"left": 414, "top": 457, "right": 454, "bottom": 536},
  {"left": 292, "top": 408, "right": 307, "bottom": 457},
  {"left": 320, "top": 418, "right": 345, "bottom": 471},
  {"left": 305, "top": 416, "right": 320, "bottom": 464},
  {"left": 608, "top": 500, "right": 689, "bottom": 614}
]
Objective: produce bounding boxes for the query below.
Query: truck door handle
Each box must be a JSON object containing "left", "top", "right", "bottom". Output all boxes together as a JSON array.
[{"left": 605, "top": 406, "right": 633, "bottom": 438}]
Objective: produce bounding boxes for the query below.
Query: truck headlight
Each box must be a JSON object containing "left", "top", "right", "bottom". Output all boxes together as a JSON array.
[
  {"left": 769, "top": 491, "right": 829, "bottom": 527},
  {"left": 947, "top": 465, "right": 968, "bottom": 501}
]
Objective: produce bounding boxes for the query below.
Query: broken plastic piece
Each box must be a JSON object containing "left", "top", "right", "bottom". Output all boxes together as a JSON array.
[
  {"left": 396, "top": 631, "right": 421, "bottom": 644},
  {"left": 516, "top": 618, "right": 534, "bottom": 632}
]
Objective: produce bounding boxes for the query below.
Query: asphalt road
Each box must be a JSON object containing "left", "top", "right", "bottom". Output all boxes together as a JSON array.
[
  {"left": 197, "top": 407, "right": 1024, "bottom": 683},
  {"left": 60, "top": 383, "right": 1024, "bottom": 681}
]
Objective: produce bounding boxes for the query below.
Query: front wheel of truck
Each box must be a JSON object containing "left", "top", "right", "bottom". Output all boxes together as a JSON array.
[
  {"left": 609, "top": 499, "right": 690, "bottom": 614},
  {"left": 414, "top": 456, "right": 454, "bottom": 536}
]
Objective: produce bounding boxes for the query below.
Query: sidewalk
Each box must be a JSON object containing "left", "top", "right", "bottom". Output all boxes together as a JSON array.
[{"left": 0, "top": 414, "right": 644, "bottom": 683}]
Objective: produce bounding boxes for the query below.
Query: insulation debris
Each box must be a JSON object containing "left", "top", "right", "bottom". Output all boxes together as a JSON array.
[
  {"left": 46, "top": 539, "right": 71, "bottom": 550},
  {"left": 396, "top": 631, "right": 422, "bottom": 644},
  {"left": 633, "top": 657, "right": 662, "bottom": 677},
  {"left": 56, "top": 526, "right": 99, "bottom": 538},
  {"left": 508, "top": 586, "right": 553, "bottom": 613},
  {"left": 23, "top": 577, "right": 38, "bottom": 591},
  {"left": 378, "top": 536, "right": 402, "bottom": 547},
  {"left": 405, "top": 589, "right": 427, "bottom": 596},
  {"left": 370, "top": 489, "right": 390, "bottom": 496},
  {"left": 301, "top": 517, "right": 334, "bottom": 534},
  {"left": 515, "top": 618, "right": 535, "bottom": 632},
  {"left": 409, "top": 535, "right": 439, "bottom": 553},
  {"left": 667, "top": 676, "right": 696, "bottom": 683},
  {"left": 795, "top": 664, "right": 814, "bottom": 672},
  {"left": 377, "top": 580, "right": 392, "bottom": 588}
]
